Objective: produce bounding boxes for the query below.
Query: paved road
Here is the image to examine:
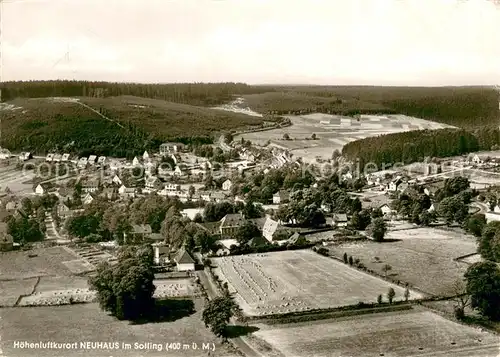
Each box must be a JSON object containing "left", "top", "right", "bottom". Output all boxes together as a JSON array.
[{"left": 196, "top": 270, "right": 263, "bottom": 357}]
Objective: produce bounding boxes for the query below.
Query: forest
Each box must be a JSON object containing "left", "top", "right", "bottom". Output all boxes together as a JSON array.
[
  {"left": 0, "top": 96, "right": 264, "bottom": 157},
  {"left": 342, "top": 127, "right": 500, "bottom": 167}
]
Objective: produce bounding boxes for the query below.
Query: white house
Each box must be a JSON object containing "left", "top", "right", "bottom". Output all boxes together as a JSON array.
[
  {"left": 331, "top": 213, "right": 349, "bottom": 227},
  {"left": 53, "top": 154, "right": 62, "bottom": 162},
  {"left": 82, "top": 179, "right": 99, "bottom": 193},
  {"left": 18, "top": 152, "right": 32, "bottom": 161},
  {"left": 61, "top": 153, "right": 70, "bottom": 162},
  {"left": 82, "top": 193, "right": 94, "bottom": 205},
  {"left": 143, "top": 151, "right": 150, "bottom": 161},
  {"left": 118, "top": 185, "right": 136, "bottom": 198},
  {"left": 428, "top": 203, "right": 436, "bottom": 213},
  {"left": 380, "top": 204, "right": 394, "bottom": 217},
  {"left": 46, "top": 153, "right": 54, "bottom": 162},
  {"left": 262, "top": 217, "right": 282, "bottom": 242},
  {"left": 35, "top": 184, "right": 45, "bottom": 195},
  {"left": 97, "top": 156, "right": 107, "bottom": 165},
  {"left": 88, "top": 155, "right": 97, "bottom": 165},
  {"left": 145, "top": 176, "right": 163, "bottom": 191},
  {"left": 174, "top": 248, "right": 195, "bottom": 272},
  {"left": 132, "top": 156, "right": 140, "bottom": 166},
  {"left": 165, "top": 183, "right": 181, "bottom": 191},
  {"left": 112, "top": 175, "right": 122, "bottom": 186},
  {"left": 222, "top": 179, "right": 233, "bottom": 191},
  {"left": 77, "top": 157, "right": 88, "bottom": 168},
  {"left": 471, "top": 154, "right": 483, "bottom": 165},
  {"left": 174, "top": 166, "right": 183, "bottom": 176}
]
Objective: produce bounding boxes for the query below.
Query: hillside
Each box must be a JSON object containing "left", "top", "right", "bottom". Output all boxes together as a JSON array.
[
  {"left": 0, "top": 96, "right": 265, "bottom": 157},
  {"left": 244, "top": 86, "right": 499, "bottom": 128}
]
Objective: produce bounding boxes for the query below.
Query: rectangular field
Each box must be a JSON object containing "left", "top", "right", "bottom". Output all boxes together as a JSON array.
[
  {"left": 252, "top": 309, "right": 500, "bottom": 357},
  {"left": 236, "top": 113, "right": 454, "bottom": 162},
  {"left": 0, "top": 300, "right": 235, "bottom": 357},
  {"left": 328, "top": 227, "right": 477, "bottom": 296},
  {"left": 212, "top": 250, "right": 422, "bottom": 316}
]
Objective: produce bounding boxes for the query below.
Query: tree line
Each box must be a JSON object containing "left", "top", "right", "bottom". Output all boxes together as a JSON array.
[{"left": 342, "top": 128, "right": 500, "bottom": 168}]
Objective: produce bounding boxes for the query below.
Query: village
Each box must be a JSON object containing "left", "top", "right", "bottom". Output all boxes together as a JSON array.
[{"left": 2, "top": 136, "right": 500, "bottom": 357}]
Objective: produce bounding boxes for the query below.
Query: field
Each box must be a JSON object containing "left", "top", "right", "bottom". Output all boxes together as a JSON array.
[
  {"left": 0, "top": 299, "right": 236, "bottom": 357},
  {"left": 211, "top": 250, "right": 422, "bottom": 316},
  {"left": 0, "top": 247, "right": 198, "bottom": 308},
  {"left": 236, "top": 113, "right": 453, "bottom": 162},
  {"left": 0, "top": 96, "right": 264, "bottom": 156},
  {"left": 0, "top": 163, "right": 35, "bottom": 195},
  {"left": 251, "top": 308, "right": 500, "bottom": 357},
  {"left": 328, "top": 227, "right": 478, "bottom": 296}
]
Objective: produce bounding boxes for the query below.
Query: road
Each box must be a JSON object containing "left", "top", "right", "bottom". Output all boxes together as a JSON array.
[
  {"left": 196, "top": 269, "right": 263, "bottom": 357},
  {"left": 472, "top": 201, "right": 490, "bottom": 215}
]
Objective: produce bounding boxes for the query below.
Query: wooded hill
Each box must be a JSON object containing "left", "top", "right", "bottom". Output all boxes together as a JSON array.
[{"left": 0, "top": 96, "right": 264, "bottom": 157}]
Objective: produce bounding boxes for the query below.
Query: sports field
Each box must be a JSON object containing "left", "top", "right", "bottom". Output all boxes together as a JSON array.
[
  {"left": 212, "top": 250, "right": 422, "bottom": 316},
  {"left": 252, "top": 309, "right": 500, "bottom": 357}
]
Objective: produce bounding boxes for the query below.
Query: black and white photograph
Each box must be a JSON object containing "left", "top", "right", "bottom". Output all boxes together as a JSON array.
[{"left": 0, "top": 0, "right": 500, "bottom": 356}]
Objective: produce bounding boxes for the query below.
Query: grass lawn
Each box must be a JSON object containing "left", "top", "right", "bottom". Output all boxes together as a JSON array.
[
  {"left": 0, "top": 299, "right": 236, "bottom": 357},
  {"left": 328, "top": 227, "right": 478, "bottom": 296}
]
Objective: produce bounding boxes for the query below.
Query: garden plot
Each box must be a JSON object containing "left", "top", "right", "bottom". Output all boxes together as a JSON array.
[
  {"left": 328, "top": 227, "right": 477, "bottom": 296},
  {"left": 212, "top": 250, "right": 421, "bottom": 316},
  {"left": 0, "top": 278, "right": 38, "bottom": 307},
  {"left": 252, "top": 309, "right": 500, "bottom": 357},
  {"left": 236, "top": 113, "right": 454, "bottom": 162},
  {"left": 17, "top": 279, "right": 199, "bottom": 307}
]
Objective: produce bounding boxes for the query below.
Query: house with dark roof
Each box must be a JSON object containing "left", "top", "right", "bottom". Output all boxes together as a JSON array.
[
  {"left": 174, "top": 248, "right": 195, "bottom": 271},
  {"left": 246, "top": 235, "right": 269, "bottom": 247},
  {"left": 331, "top": 213, "right": 349, "bottom": 227},
  {"left": 219, "top": 213, "right": 246, "bottom": 236}
]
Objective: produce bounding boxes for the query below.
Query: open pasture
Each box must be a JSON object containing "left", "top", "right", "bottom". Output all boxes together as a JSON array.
[
  {"left": 328, "top": 227, "right": 477, "bottom": 296},
  {"left": 0, "top": 299, "right": 234, "bottom": 357},
  {"left": 252, "top": 309, "right": 500, "bottom": 357},
  {"left": 236, "top": 113, "right": 454, "bottom": 162},
  {"left": 212, "top": 250, "right": 421, "bottom": 316}
]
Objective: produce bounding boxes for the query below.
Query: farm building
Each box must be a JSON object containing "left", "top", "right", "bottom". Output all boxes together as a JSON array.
[
  {"left": 174, "top": 248, "right": 195, "bottom": 271},
  {"left": 273, "top": 190, "right": 290, "bottom": 204}
]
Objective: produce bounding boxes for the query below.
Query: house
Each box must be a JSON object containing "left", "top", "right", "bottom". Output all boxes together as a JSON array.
[
  {"left": 144, "top": 161, "right": 156, "bottom": 176},
  {"left": 428, "top": 203, "right": 436, "bottom": 213},
  {"left": 145, "top": 176, "right": 163, "bottom": 191},
  {"left": 219, "top": 213, "right": 246, "bottom": 236},
  {"left": 111, "top": 175, "right": 122, "bottom": 186},
  {"left": 199, "top": 191, "right": 211, "bottom": 202},
  {"left": 61, "top": 153, "right": 70, "bottom": 162},
  {"left": 35, "top": 184, "right": 46, "bottom": 195},
  {"left": 211, "top": 191, "right": 227, "bottom": 203},
  {"left": 160, "top": 142, "right": 185, "bottom": 155},
  {"left": 45, "top": 153, "right": 54, "bottom": 162},
  {"left": 82, "top": 179, "right": 99, "bottom": 193},
  {"left": 387, "top": 177, "right": 402, "bottom": 192},
  {"left": 57, "top": 202, "right": 71, "bottom": 217},
  {"left": 0, "top": 149, "right": 11, "bottom": 160},
  {"left": 97, "top": 156, "right": 107, "bottom": 165},
  {"left": 174, "top": 248, "right": 195, "bottom": 272},
  {"left": 57, "top": 187, "right": 75, "bottom": 202},
  {"left": 149, "top": 233, "right": 164, "bottom": 242},
  {"left": 366, "top": 174, "right": 382, "bottom": 186},
  {"left": 380, "top": 204, "right": 394, "bottom": 217},
  {"left": 272, "top": 190, "right": 290, "bottom": 204},
  {"left": 471, "top": 154, "right": 483, "bottom": 165},
  {"left": 77, "top": 157, "right": 88, "bottom": 168},
  {"left": 18, "top": 152, "right": 32, "bottom": 161},
  {"left": 222, "top": 179, "right": 233, "bottom": 191},
  {"left": 132, "top": 156, "right": 140, "bottom": 166},
  {"left": 262, "top": 217, "right": 283, "bottom": 241},
  {"left": 165, "top": 183, "right": 181, "bottom": 191},
  {"left": 82, "top": 193, "right": 94, "bottom": 205},
  {"left": 331, "top": 213, "right": 349, "bottom": 227},
  {"left": 88, "top": 155, "right": 97, "bottom": 165},
  {"left": 0, "top": 222, "right": 13, "bottom": 252},
  {"left": 143, "top": 151, "right": 150, "bottom": 161},
  {"left": 216, "top": 239, "right": 239, "bottom": 255},
  {"left": 118, "top": 185, "right": 136, "bottom": 198},
  {"left": 53, "top": 154, "right": 62, "bottom": 162}
]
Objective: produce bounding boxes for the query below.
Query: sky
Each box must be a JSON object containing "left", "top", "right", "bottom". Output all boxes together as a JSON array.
[{"left": 2, "top": 0, "right": 500, "bottom": 86}]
